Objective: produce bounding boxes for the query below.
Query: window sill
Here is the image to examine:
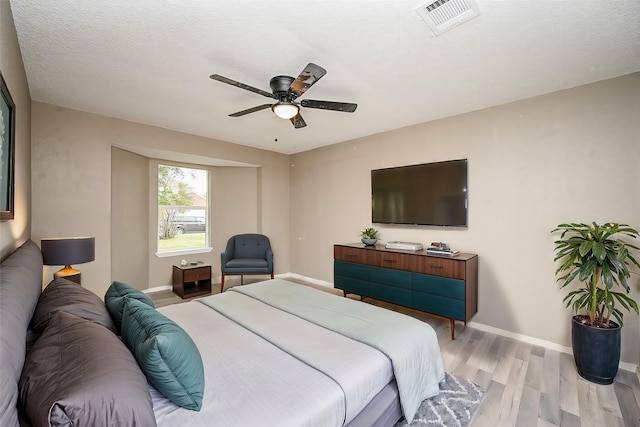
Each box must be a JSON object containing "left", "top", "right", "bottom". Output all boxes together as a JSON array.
[{"left": 156, "top": 247, "right": 213, "bottom": 258}]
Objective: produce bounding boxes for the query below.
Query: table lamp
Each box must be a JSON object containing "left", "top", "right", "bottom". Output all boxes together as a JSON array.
[{"left": 41, "top": 237, "right": 95, "bottom": 285}]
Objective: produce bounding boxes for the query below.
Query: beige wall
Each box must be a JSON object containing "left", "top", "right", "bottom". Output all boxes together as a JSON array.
[
  {"left": 31, "top": 102, "right": 291, "bottom": 296},
  {"left": 111, "top": 147, "right": 149, "bottom": 289},
  {"left": 0, "top": 1, "right": 31, "bottom": 260},
  {"left": 290, "top": 73, "right": 640, "bottom": 365},
  {"left": 209, "top": 166, "right": 260, "bottom": 286}
]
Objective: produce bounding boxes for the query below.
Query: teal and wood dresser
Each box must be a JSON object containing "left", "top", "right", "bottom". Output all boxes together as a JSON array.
[{"left": 334, "top": 243, "right": 478, "bottom": 339}]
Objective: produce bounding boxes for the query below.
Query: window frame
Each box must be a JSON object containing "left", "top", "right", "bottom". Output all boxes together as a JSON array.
[{"left": 155, "top": 163, "right": 211, "bottom": 257}]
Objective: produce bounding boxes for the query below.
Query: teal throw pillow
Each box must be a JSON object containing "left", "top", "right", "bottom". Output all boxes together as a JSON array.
[
  {"left": 121, "top": 298, "right": 204, "bottom": 411},
  {"left": 105, "top": 281, "right": 155, "bottom": 330}
]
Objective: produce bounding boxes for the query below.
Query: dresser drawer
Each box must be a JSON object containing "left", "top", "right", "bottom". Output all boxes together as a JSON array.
[
  {"left": 334, "top": 260, "right": 369, "bottom": 280},
  {"left": 414, "top": 256, "right": 465, "bottom": 279},
  {"left": 369, "top": 265, "right": 412, "bottom": 290},
  {"left": 334, "top": 246, "right": 367, "bottom": 264},
  {"left": 334, "top": 275, "right": 369, "bottom": 295},
  {"left": 183, "top": 267, "right": 211, "bottom": 283},
  {"left": 368, "top": 283, "right": 412, "bottom": 307},
  {"left": 367, "top": 250, "right": 414, "bottom": 270},
  {"left": 412, "top": 293, "right": 465, "bottom": 320},
  {"left": 412, "top": 273, "right": 465, "bottom": 300}
]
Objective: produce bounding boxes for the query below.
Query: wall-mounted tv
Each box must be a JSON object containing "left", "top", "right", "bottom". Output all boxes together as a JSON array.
[{"left": 371, "top": 159, "right": 468, "bottom": 227}]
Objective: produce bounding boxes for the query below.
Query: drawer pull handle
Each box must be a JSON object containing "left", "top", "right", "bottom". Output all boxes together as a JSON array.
[
  {"left": 346, "top": 254, "right": 358, "bottom": 257},
  {"left": 383, "top": 259, "right": 397, "bottom": 263},
  {"left": 431, "top": 266, "right": 444, "bottom": 269}
]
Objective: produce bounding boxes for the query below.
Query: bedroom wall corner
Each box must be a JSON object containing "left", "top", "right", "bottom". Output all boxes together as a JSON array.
[
  {"left": 111, "top": 147, "right": 149, "bottom": 289},
  {"left": 0, "top": 1, "right": 31, "bottom": 260}
]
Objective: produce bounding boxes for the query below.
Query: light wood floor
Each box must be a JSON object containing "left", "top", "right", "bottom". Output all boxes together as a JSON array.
[{"left": 149, "top": 278, "right": 640, "bottom": 427}]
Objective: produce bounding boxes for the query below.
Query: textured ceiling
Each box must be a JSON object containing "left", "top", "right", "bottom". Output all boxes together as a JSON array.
[{"left": 9, "top": 0, "right": 640, "bottom": 155}]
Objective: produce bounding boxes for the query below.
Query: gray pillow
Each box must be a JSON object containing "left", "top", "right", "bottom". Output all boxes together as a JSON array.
[
  {"left": 0, "top": 240, "right": 43, "bottom": 427},
  {"left": 105, "top": 280, "right": 155, "bottom": 330},
  {"left": 19, "top": 311, "right": 157, "bottom": 427},
  {"left": 31, "top": 277, "right": 117, "bottom": 333}
]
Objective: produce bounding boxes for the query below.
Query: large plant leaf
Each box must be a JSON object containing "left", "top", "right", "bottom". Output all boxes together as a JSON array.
[
  {"left": 600, "top": 263, "right": 615, "bottom": 290},
  {"left": 612, "top": 291, "right": 639, "bottom": 314},
  {"left": 557, "top": 269, "right": 580, "bottom": 288},
  {"left": 578, "top": 240, "right": 593, "bottom": 257},
  {"left": 627, "top": 251, "right": 640, "bottom": 270},
  {"left": 592, "top": 242, "right": 607, "bottom": 262},
  {"left": 611, "top": 308, "right": 624, "bottom": 326},
  {"left": 578, "top": 259, "right": 597, "bottom": 282},
  {"left": 563, "top": 289, "right": 590, "bottom": 312}
]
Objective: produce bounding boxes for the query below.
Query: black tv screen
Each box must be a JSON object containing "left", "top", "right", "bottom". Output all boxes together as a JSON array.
[{"left": 371, "top": 159, "right": 468, "bottom": 227}]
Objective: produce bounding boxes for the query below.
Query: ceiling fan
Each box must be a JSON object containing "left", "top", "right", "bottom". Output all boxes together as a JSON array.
[{"left": 210, "top": 63, "right": 357, "bottom": 129}]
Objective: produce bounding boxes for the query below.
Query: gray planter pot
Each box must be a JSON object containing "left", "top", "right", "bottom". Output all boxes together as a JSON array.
[{"left": 361, "top": 238, "right": 378, "bottom": 246}]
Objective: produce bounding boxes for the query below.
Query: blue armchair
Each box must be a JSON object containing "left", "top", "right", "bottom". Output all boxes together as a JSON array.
[{"left": 220, "top": 234, "right": 274, "bottom": 292}]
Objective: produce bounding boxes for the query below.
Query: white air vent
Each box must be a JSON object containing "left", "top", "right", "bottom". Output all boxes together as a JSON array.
[{"left": 415, "top": 0, "right": 480, "bottom": 36}]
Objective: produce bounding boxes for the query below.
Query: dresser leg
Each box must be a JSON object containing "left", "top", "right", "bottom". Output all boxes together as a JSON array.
[{"left": 450, "top": 319, "right": 455, "bottom": 340}]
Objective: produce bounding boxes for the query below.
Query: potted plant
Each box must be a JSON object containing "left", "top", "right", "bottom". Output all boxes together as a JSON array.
[
  {"left": 552, "top": 222, "right": 640, "bottom": 384},
  {"left": 360, "top": 227, "right": 380, "bottom": 246}
]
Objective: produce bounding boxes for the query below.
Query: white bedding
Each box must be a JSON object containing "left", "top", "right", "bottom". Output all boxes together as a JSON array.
[
  {"left": 152, "top": 280, "right": 443, "bottom": 426},
  {"left": 153, "top": 294, "right": 392, "bottom": 426},
  {"left": 228, "top": 280, "right": 445, "bottom": 423}
]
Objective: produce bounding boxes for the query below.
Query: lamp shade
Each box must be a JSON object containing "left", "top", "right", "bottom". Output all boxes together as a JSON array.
[{"left": 41, "top": 237, "right": 95, "bottom": 266}]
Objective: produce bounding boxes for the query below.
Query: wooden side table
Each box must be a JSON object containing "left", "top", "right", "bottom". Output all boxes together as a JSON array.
[{"left": 172, "top": 264, "right": 212, "bottom": 299}]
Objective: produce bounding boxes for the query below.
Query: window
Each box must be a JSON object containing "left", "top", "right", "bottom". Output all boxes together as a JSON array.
[{"left": 157, "top": 164, "right": 208, "bottom": 253}]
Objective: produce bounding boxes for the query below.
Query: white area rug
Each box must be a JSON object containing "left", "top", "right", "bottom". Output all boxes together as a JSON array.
[{"left": 394, "top": 373, "right": 484, "bottom": 427}]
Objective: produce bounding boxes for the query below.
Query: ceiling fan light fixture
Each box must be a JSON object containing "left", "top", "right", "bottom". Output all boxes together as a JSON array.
[
  {"left": 211, "top": 64, "right": 355, "bottom": 129},
  {"left": 272, "top": 102, "right": 299, "bottom": 119}
]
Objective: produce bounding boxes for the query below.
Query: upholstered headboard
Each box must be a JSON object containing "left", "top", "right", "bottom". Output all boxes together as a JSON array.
[{"left": 0, "top": 240, "right": 43, "bottom": 427}]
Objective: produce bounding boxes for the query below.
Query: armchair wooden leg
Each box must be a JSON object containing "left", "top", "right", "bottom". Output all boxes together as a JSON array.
[
  {"left": 220, "top": 275, "right": 225, "bottom": 293},
  {"left": 270, "top": 273, "right": 274, "bottom": 279}
]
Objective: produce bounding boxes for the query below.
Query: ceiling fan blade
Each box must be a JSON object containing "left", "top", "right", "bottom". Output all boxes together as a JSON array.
[
  {"left": 229, "top": 104, "right": 273, "bottom": 117},
  {"left": 210, "top": 74, "right": 274, "bottom": 98},
  {"left": 289, "top": 63, "right": 327, "bottom": 97},
  {"left": 290, "top": 114, "right": 307, "bottom": 129},
  {"left": 300, "top": 99, "right": 357, "bottom": 113}
]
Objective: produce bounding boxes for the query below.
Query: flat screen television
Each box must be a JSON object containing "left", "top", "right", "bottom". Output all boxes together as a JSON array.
[{"left": 371, "top": 159, "right": 468, "bottom": 227}]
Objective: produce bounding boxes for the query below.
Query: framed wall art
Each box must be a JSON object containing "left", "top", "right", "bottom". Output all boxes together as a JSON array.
[{"left": 0, "top": 71, "right": 15, "bottom": 220}]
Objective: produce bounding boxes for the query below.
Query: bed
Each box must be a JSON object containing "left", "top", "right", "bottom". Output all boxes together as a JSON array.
[{"left": 0, "top": 240, "right": 445, "bottom": 427}]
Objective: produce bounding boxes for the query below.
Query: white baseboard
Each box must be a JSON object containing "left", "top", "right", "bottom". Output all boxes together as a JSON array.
[
  {"left": 466, "top": 322, "right": 637, "bottom": 372},
  {"left": 143, "top": 285, "right": 172, "bottom": 294},
  {"left": 283, "top": 272, "right": 333, "bottom": 288},
  {"left": 467, "top": 321, "right": 574, "bottom": 355}
]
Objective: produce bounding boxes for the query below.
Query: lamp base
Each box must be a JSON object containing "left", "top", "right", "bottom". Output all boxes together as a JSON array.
[{"left": 54, "top": 265, "right": 81, "bottom": 285}]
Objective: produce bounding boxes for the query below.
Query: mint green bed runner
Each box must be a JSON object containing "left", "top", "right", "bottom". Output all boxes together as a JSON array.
[{"left": 226, "top": 279, "right": 445, "bottom": 424}]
